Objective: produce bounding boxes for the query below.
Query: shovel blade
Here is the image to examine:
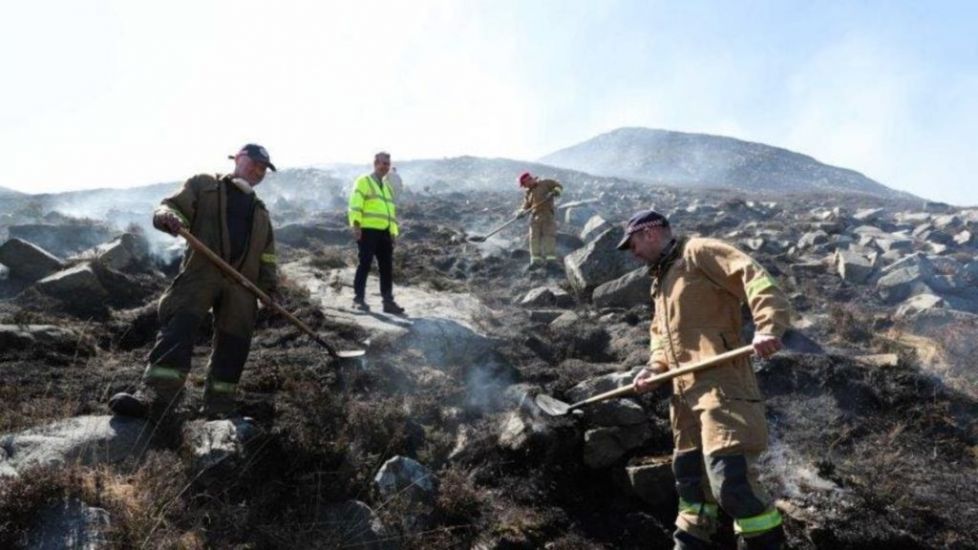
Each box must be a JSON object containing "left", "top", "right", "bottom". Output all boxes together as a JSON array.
[
  {"left": 467, "top": 235, "right": 487, "bottom": 243},
  {"left": 535, "top": 394, "right": 572, "bottom": 416}
]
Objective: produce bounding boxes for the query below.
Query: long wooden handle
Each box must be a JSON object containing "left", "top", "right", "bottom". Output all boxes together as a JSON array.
[
  {"left": 482, "top": 191, "right": 560, "bottom": 238},
  {"left": 570, "top": 344, "right": 756, "bottom": 408},
  {"left": 177, "top": 228, "right": 339, "bottom": 355}
]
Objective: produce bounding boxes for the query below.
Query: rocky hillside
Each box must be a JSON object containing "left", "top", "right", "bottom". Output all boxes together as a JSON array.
[
  {"left": 540, "top": 127, "right": 909, "bottom": 199},
  {"left": 1, "top": 176, "right": 976, "bottom": 548}
]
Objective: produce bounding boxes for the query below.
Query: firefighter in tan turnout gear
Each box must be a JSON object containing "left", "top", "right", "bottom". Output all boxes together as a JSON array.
[
  {"left": 619, "top": 210, "right": 790, "bottom": 550},
  {"left": 517, "top": 171, "right": 563, "bottom": 268},
  {"left": 109, "top": 144, "right": 278, "bottom": 420}
]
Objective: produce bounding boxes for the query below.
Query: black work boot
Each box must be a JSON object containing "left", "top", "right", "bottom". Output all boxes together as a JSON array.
[
  {"left": 352, "top": 296, "right": 370, "bottom": 312},
  {"left": 382, "top": 300, "right": 405, "bottom": 315},
  {"left": 108, "top": 387, "right": 176, "bottom": 420},
  {"left": 674, "top": 529, "right": 715, "bottom": 550},
  {"left": 738, "top": 526, "right": 785, "bottom": 550}
]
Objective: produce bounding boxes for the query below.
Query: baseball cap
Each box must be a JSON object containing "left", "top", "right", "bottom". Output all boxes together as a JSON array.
[
  {"left": 229, "top": 143, "right": 276, "bottom": 171},
  {"left": 616, "top": 209, "right": 670, "bottom": 250}
]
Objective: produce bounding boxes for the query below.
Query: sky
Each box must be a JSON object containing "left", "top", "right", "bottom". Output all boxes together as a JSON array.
[{"left": 1, "top": 0, "right": 976, "bottom": 204}]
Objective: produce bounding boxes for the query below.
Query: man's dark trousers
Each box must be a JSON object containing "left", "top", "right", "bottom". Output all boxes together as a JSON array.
[{"left": 354, "top": 228, "right": 394, "bottom": 301}]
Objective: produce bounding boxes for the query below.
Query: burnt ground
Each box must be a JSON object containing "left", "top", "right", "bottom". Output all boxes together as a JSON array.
[{"left": 1, "top": 191, "right": 977, "bottom": 548}]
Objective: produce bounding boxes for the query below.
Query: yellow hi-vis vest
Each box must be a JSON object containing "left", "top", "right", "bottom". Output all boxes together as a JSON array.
[{"left": 348, "top": 174, "right": 399, "bottom": 237}]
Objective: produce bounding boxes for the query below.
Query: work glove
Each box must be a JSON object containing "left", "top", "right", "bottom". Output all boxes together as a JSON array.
[
  {"left": 153, "top": 211, "right": 184, "bottom": 236},
  {"left": 752, "top": 333, "right": 782, "bottom": 358},
  {"left": 633, "top": 361, "right": 669, "bottom": 394},
  {"left": 515, "top": 209, "right": 528, "bottom": 219}
]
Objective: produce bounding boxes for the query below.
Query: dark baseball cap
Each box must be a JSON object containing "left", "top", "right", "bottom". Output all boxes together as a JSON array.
[
  {"left": 229, "top": 143, "right": 276, "bottom": 171},
  {"left": 616, "top": 209, "right": 670, "bottom": 250}
]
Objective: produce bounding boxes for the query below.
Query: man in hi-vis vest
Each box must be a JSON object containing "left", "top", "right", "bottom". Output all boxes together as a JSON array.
[{"left": 348, "top": 152, "right": 405, "bottom": 314}]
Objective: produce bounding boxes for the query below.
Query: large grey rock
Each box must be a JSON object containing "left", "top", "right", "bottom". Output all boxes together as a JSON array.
[
  {"left": 626, "top": 457, "right": 675, "bottom": 509},
  {"left": 835, "top": 250, "right": 875, "bottom": 284},
  {"left": 853, "top": 208, "right": 885, "bottom": 223},
  {"left": 520, "top": 286, "right": 573, "bottom": 308},
  {"left": 184, "top": 418, "right": 260, "bottom": 473},
  {"left": 875, "top": 236, "right": 913, "bottom": 253},
  {"left": 550, "top": 310, "right": 581, "bottom": 330},
  {"left": 797, "top": 230, "right": 829, "bottom": 249},
  {"left": 319, "top": 500, "right": 394, "bottom": 550},
  {"left": 26, "top": 498, "right": 110, "bottom": 550},
  {"left": 564, "top": 227, "right": 640, "bottom": 296},
  {"left": 580, "top": 215, "right": 611, "bottom": 242},
  {"left": 954, "top": 230, "right": 973, "bottom": 246},
  {"left": 0, "top": 238, "right": 64, "bottom": 282},
  {"left": 566, "top": 368, "right": 643, "bottom": 402},
  {"left": 896, "top": 293, "right": 946, "bottom": 318},
  {"left": 35, "top": 263, "right": 108, "bottom": 302},
  {"left": 374, "top": 456, "right": 435, "bottom": 500},
  {"left": 592, "top": 266, "right": 651, "bottom": 308},
  {"left": 93, "top": 232, "right": 150, "bottom": 271},
  {"left": 586, "top": 399, "right": 647, "bottom": 427},
  {"left": 564, "top": 205, "right": 598, "bottom": 227},
  {"left": 583, "top": 423, "right": 653, "bottom": 468},
  {"left": 0, "top": 324, "right": 85, "bottom": 354},
  {"left": 877, "top": 255, "right": 936, "bottom": 303},
  {"left": 0, "top": 415, "right": 151, "bottom": 478}
]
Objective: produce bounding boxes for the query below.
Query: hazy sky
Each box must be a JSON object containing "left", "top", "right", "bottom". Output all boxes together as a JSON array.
[{"left": 2, "top": 1, "right": 976, "bottom": 204}]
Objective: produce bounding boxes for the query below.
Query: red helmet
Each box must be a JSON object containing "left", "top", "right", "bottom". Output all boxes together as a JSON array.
[{"left": 518, "top": 172, "right": 533, "bottom": 187}]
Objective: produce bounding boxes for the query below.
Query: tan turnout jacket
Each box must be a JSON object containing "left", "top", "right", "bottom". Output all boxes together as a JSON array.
[
  {"left": 650, "top": 237, "right": 790, "bottom": 400},
  {"left": 155, "top": 174, "right": 277, "bottom": 294}
]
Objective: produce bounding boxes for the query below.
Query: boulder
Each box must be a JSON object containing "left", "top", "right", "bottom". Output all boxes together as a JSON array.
[
  {"left": 583, "top": 423, "right": 653, "bottom": 468},
  {"left": 0, "top": 238, "right": 64, "bottom": 282},
  {"left": 184, "top": 418, "right": 260, "bottom": 473},
  {"left": 586, "top": 399, "right": 647, "bottom": 427},
  {"left": 564, "top": 227, "right": 640, "bottom": 297},
  {"left": 26, "top": 498, "right": 110, "bottom": 550},
  {"left": 626, "top": 456, "right": 676, "bottom": 510},
  {"left": 520, "top": 286, "right": 572, "bottom": 308},
  {"left": 592, "top": 266, "right": 651, "bottom": 309},
  {"left": 566, "top": 368, "right": 643, "bottom": 403},
  {"left": 580, "top": 215, "right": 611, "bottom": 242},
  {"left": 834, "top": 250, "right": 875, "bottom": 284},
  {"left": 954, "top": 230, "right": 972, "bottom": 246},
  {"left": 797, "top": 231, "right": 829, "bottom": 249},
  {"left": 876, "top": 255, "right": 936, "bottom": 304},
  {"left": 34, "top": 263, "right": 108, "bottom": 302},
  {"left": 853, "top": 208, "right": 885, "bottom": 223},
  {"left": 895, "top": 293, "right": 945, "bottom": 318},
  {"left": 0, "top": 324, "right": 91, "bottom": 355},
  {"left": 0, "top": 415, "right": 151, "bottom": 478},
  {"left": 550, "top": 311, "right": 581, "bottom": 330},
  {"left": 93, "top": 232, "right": 150, "bottom": 271},
  {"left": 564, "top": 205, "right": 598, "bottom": 227},
  {"left": 374, "top": 456, "right": 436, "bottom": 500}
]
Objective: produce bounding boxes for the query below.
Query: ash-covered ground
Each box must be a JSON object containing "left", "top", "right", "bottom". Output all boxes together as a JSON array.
[{"left": 1, "top": 186, "right": 976, "bottom": 549}]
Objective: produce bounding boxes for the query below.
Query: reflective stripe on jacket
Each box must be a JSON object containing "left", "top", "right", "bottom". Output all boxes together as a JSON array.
[
  {"left": 348, "top": 174, "right": 399, "bottom": 236},
  {"left": 649, "top": 237, "right": 790, "bottom": 398}
]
